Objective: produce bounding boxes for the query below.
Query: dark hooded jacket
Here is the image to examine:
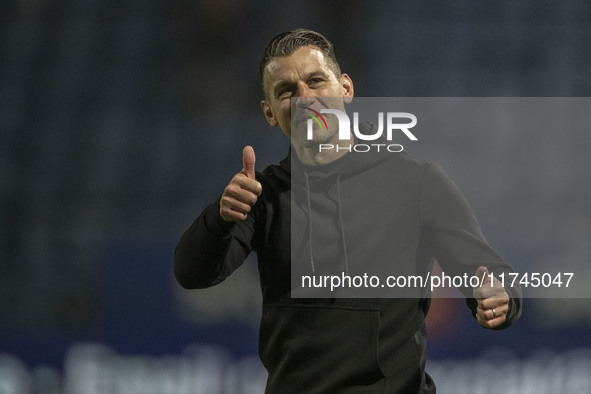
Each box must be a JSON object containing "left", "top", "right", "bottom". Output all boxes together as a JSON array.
[{"left": 175, "top": 136, "right": 522, "bottom": 393}]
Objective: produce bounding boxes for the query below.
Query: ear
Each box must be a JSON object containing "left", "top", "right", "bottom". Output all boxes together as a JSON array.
[
  {"left": 340, "top": 73, "right": 354, "bottom": 104},
  {"left": 261, "top": 99, "right": 278, "bottom": 127}
]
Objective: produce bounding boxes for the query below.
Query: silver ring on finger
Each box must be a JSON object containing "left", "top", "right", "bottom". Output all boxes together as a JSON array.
[{"left": 492, "top": 307, "right": 496, "bottom": 318}]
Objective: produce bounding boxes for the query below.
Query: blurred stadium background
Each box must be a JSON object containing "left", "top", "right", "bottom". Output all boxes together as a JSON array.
[{"left": 1, "top": 0, "right": 591, "bottom": 393}]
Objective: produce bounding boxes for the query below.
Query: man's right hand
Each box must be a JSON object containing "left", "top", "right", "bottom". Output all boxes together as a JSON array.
[{"left": 219, "top": 146, "right": 262, "bottom": 222}]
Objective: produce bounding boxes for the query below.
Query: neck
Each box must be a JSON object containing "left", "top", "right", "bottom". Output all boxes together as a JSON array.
[{"left": 292, "top": 131, "right": 355, "bottom": 166}]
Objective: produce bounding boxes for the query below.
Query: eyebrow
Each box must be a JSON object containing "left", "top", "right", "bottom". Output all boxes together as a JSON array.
[{"left": 272, "top": 70, "right": 331, "bottom": 98}]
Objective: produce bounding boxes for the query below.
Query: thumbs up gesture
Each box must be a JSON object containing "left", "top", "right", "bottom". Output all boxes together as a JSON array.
[
  {"left": 219, "top": 146, "right": 263, "bottom": 222},
  {"left": 472, "top": 266, "right": 510, "bottom": 329}
]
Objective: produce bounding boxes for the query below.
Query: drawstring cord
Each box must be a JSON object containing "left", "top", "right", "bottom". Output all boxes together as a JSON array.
[
  {"left": 304, "top": 172, "right": 315, "bottom": 273},
  {"left": 304, "top": 172, "right": 349, "bottom": 275},
  {"left": 336, "top": 174, "right": 349, "bottom": 275}
]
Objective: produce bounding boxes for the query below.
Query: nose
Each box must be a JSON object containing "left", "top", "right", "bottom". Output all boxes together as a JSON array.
[{"left": 294, "top": 82, "right": 316, "bottom": 107}]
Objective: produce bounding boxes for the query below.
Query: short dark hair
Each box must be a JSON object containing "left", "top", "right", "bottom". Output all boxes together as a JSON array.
[{"left": 259, "top": 28, "right": 342, "bottom": 95}]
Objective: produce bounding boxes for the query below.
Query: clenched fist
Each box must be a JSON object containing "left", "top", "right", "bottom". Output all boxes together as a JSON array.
[{"left": 219, "top": 146, "right": 263, "bottom": 222}]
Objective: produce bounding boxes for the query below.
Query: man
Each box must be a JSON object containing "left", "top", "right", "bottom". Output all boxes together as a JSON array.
[{"left": 175, "top": 29, "right": 522, "bottom": 393}]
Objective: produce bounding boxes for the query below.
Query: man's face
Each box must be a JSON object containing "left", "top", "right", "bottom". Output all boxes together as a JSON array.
[{"left": 261, "top": 46, "right": 354, "bottom": 143}]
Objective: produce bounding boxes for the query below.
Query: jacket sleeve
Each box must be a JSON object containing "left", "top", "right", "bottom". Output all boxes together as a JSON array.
[
  {"left": 419, "top": 162, "right": 522, "bottom": 329},
  {"left": 174, "top": 197, "right": 257, "bottom": 289}
]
